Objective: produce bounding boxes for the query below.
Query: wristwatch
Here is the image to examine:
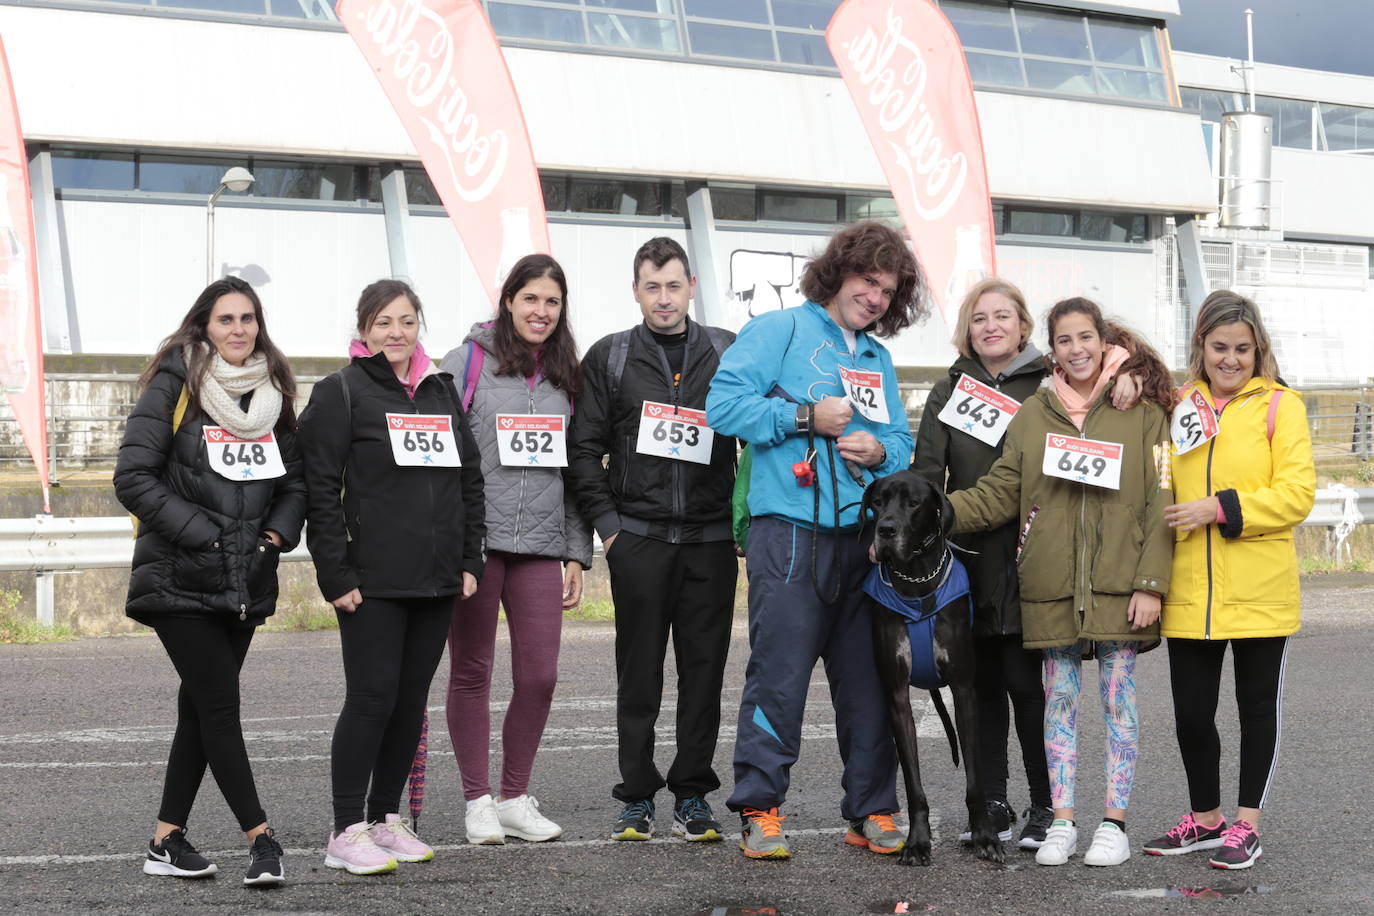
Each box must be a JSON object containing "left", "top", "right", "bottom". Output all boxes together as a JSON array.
[{"left": 795, "top": 404, "right": 811, "bottom": 434}]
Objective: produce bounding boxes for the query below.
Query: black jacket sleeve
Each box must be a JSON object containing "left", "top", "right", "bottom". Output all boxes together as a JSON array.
[
  {"left": 452, "top": 379, "right": 488, "bottom": 581},
  {"left": 261, "top": 423, "right": 307, "bottom": 551},
  {"left": 114, "top": 368, "right": 221, "bottom": 550},
  {"left": 566, "top": 339, "right": 621, "bottom": 540},
  {"left": 912, "top": 377, "right": 953, "bottom": 490},
  {"left": 298, "top": 373, "right": 358, "bottom": 603}
]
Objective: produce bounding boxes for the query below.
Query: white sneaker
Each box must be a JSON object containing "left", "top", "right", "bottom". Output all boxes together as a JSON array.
[
  {"left": 1083, "top": 821, "right": 1131, "bottom": 866},
  {"left": 465, "top": 795, "right": 505, "bottom": 845},
  {"left": 1035, "top": 819, "right": 1079, "bottom": 866},
  {"left": 497, "top": 794, "right": 563, "bottom": 842}
]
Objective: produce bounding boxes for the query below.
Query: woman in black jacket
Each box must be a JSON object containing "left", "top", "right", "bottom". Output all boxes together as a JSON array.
[
  {"left": 298, "top": 279, "right": 485, "bottom": 875},
  {"left": 115, "top": 276, "right": 304, "bottom": 887}
]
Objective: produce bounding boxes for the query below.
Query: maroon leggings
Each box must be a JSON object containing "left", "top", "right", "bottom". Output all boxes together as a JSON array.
[{"left": 446, "top": 552, "right": 564, "bottom": 801}]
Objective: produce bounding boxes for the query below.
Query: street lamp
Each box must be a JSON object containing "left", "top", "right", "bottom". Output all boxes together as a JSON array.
[{"left": 206, "top": 167, "right": 255, "bottom": 284}]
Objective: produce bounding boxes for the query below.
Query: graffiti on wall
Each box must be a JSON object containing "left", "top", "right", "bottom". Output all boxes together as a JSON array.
[{"left": 728, "top": 249, "right": 810, "bottom": 328}]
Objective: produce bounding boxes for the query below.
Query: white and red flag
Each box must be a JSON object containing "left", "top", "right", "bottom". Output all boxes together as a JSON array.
[
  {"left": 0, "top": 37, "right": 50, "bottom": 511},
  {"left": 827, "top": 0, "right": 997, "bottom": 329},
  {"left": 338, "top": 0, "right": 550, "bottom": 304}
]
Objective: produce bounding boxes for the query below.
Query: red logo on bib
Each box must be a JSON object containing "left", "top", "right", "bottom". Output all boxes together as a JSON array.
[
  {"left": 390, "top": 417, "right": 404, "bottom": 429},
  {"left": 499, "top": 418, "right": 513, "bottom": 429},
  {"left": 647, "top": 405, "right": 662, "bottom": 417},
  {"left": 207, "top": 430, "right": 223, "bottom": 442},
  {"left": 1050, "top": 436, "right": 1066, "bottom": 448},
  {"left": 961, "top": 378, "right": 977, "bottom": 392}
]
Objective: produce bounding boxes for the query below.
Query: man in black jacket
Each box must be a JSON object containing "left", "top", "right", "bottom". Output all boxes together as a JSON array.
[{"left": 568, "top": 237, "right": 737, "bottom": 845}]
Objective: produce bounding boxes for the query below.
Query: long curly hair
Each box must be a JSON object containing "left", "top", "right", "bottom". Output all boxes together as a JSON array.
[
  {"left": 800, "top": 221, "right": 930, "bottom": 338},
  {"left": 1045, "top": 297, "right": 1174, "bottom": 410},
  {"left": 139, "top": 277, "right": 296, "bottom": 428}
]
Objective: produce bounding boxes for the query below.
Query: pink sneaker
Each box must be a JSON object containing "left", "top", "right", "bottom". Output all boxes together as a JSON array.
[
  {"left": 324, "top": 822, "right": 397, "bottom": 875},
  {"left": 369, "top": 814, "right": 434, "bottom": 863}
]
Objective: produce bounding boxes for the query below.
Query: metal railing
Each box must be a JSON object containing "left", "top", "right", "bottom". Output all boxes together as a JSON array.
[{"left": 3, "top": 488, "right": 1369, "bottom": 625}]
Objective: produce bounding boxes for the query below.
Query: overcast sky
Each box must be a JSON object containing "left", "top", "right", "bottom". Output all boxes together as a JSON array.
[{"left": 1168, "top": 0, "right": 1374, "bottom": 78}]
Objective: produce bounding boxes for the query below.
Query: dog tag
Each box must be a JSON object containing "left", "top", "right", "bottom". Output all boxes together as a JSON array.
[
  {"left": 203, "top": 428, "right": 286, "bottom": 481},
  {"left": 1170, "top": 387, "right": 1219, "bottom": 456},
  {"left": 495, "top": 414, "right": 567, "bottom": 467},
  {"left": 1042, "top": 433, "right": 1122, "bottom": 490},
  {"left": 839, "top": 366, "right": 889, "bottom": 424},
  {"left": 635, "top": 400, "right": 714, "bottom": 465},
  {"left": 385, "top": 413, "right": 461, "bottom": 467},
  {"left": 936, "top": 374, "right": 1021, "bottom": 446}
]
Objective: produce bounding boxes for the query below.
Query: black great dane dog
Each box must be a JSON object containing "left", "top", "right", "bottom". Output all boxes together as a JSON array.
[{"left": 861, "top": 470, "right": 1004, "bottom": 866}]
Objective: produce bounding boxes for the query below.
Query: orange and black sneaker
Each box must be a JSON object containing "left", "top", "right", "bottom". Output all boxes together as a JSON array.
[
  {"left": 845, "top": 813, "right": 905, "bottom": 854},
  {"left": 739, "top": 808, "right": 791, "bottom": 860}
]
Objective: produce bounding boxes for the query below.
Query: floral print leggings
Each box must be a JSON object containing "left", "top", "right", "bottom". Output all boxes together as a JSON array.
[{"left": 1042, "top": 642, "right": 1140, "bottom": 811}]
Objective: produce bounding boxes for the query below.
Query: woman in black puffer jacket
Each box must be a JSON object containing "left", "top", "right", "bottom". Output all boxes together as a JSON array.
[{"left": 115, "top": 276, "right": 304, "bottom": 887}]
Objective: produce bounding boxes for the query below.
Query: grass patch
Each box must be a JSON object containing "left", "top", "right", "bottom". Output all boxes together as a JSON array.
[
  {"left": 565, "top": 598, "right": 615, "bottom": 622},
  {"left": 0, "top": 588, "right": 74, "bottom": 643},
  {"left": 263, "top": 582, "right": 340, "bottom": 632}
]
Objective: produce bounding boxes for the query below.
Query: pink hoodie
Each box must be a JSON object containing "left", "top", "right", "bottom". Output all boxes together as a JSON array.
[
  {"left": 1051, "top": 343, "right": 1130, "bottom": 431},
  {"left": 349, "top": 338, "right": 432, "bottom": 401}
]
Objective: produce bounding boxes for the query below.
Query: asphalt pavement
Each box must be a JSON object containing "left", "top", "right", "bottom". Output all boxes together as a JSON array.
[{"left": 3, "top": 575, "right": 1372, "bottom": 914}]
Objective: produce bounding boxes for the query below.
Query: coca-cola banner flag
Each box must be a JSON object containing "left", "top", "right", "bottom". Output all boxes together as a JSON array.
[
  {"left": 826, "top": 0, "right": 996, "bottom": 329},
  {"left": 0, "top": 38, "right": 50, "bottom": 511},
  {"left": 338, "top": 0, "right": 550, "bottom": 304}
]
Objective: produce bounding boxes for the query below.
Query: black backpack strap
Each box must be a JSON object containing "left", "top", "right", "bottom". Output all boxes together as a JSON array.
[
  {"left": 703, "top": 324, "right": 733, "bottom": 361},
  {"left": 606, "top": 329, "right": 633, "bottom": 405}
]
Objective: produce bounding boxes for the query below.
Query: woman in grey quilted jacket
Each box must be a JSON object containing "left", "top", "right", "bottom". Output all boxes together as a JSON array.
[{"left": 438, "top": 254, "right": 593, "bottom": 846}]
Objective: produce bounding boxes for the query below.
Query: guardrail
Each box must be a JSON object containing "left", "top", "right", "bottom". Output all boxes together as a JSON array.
[{"left": 2, "top": 488, "right": 1370, "bottom": 626}]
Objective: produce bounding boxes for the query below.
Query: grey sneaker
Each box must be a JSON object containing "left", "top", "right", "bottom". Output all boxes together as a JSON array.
[
  {"left": 611, "top": 799, "right": 654, "bottom": 841},
  {"left": 739, "top": 808, "right": 791, "bottom": 860},
  {"left": 844, "top": 813, "right": 905, "bottom": 854}
]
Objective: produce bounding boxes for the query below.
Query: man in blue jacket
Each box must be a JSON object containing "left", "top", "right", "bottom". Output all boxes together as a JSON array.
[{"left": 706, "top": 221, "right": 929, "bottom": 860}]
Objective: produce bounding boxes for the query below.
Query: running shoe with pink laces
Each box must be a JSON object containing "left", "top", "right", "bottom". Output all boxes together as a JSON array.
[
  {"left": 1142, "top": 812, "right": 1227, "bottom": 856},
  {"left": 324, "top": 822, "right": 398, "bottom": 875},
  {"left": 368, "top": 813, "right": 434, "bottom": 863},
  {"left": 1208, "top": 819, "right": 1262, "bottom": 870}
]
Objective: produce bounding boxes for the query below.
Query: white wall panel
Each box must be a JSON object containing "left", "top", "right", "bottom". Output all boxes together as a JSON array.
[{"left": 1272, "top": 149, "right": 1374, "bottom": 242}]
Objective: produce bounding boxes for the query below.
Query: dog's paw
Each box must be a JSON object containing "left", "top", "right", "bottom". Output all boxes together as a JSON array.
[
  {"left": 897, "top": 844, "right": 932, "bottom": 867},
  {"left": 973, "top": 837, "right": 1005, "bottom": 865}
]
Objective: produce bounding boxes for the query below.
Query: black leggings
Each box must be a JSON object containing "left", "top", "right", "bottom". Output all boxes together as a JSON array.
[
  {"left": 152, "top": 616, "right": 266, "bottom": 833},
  {"left": 974, "top": 634, "right": 1051, "bottom": 809},
  {"left": 332, "top": 594, "right": 452, "bottom": 831},
  {"left": 1167, "top": 636, "right": 1291, "bottom": 812}
]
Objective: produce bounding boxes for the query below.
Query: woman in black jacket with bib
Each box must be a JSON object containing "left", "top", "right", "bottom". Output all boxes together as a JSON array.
[
  {"left": 115, "top": 277, "right": 304, "bottom": 887},
  {"left": 299, "top": 279, "right": 484, "bottom": 875}
]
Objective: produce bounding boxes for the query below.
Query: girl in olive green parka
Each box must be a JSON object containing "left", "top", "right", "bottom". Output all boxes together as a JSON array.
[{"left": 948, "top": 298, "right": 1175, "bottom": 869}]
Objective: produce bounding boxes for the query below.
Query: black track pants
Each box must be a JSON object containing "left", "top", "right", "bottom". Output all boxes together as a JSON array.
[
  {"left": 607, "top": 532, "right": 737, "bottom": 803},
  {"left": 1167, "top": 635, "right": 1291, "bottom": 812}
]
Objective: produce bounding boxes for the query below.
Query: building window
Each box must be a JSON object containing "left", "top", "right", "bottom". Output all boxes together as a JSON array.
[
  {"left": 16, "top": 0, "right": 336, "bottom": 23},
  {"left": 940, "top": 0, "right": 1168, "bottom": 103},
  {"left": 1320, "top": 103, "right": 1374, "bottom": 153},
  {"left": 1006, "top": 207, "right": 1076, "bottom": 237},
  {"left": 50, "top": 150, "right": 135, "bottom": 192}
]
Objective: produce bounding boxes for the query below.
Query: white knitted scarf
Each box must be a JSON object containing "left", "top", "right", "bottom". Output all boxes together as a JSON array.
[{"left": 191, "top": 345, "right": 283, "bottom": 439}]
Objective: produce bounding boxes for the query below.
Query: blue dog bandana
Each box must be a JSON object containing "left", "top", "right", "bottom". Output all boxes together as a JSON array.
[{"left": 863, "top": 555, "right": 973, "bottom": 690}]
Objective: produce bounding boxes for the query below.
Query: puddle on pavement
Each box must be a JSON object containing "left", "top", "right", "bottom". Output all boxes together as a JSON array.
[
  {"left": 1111, "top": 884, "right": 1277, "bottom": 900},
  {"left": 692, "top": 908, "right": 786, "bottom": 916}
]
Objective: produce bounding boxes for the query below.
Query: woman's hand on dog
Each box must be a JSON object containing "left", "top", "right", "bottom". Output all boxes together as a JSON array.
[{"left": 1127, "top": 589, "right": 1161, "bottom": 630}]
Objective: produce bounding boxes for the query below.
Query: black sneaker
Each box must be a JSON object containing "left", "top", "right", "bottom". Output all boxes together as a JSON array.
[
  {"left": 958, "top": 799, "right": 1015, "bottom": 844},
  {"left": 243, "top": 828, "right": 285, "bottom": 887},
  {"left": 143, "top": 828, "right": 218, "bottom": 878},
  {"left": 1143, "top": 812, "right": 1227, "bottom": 856},
  {"left": 672, "top": 796, "right": 723, "bottom": 842},
  {"left": 1018, "top": 806, "right": 1055, "bottom": 850},
  {"left": 611, "top": 799, "right": 654, "bottom": 841}
]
